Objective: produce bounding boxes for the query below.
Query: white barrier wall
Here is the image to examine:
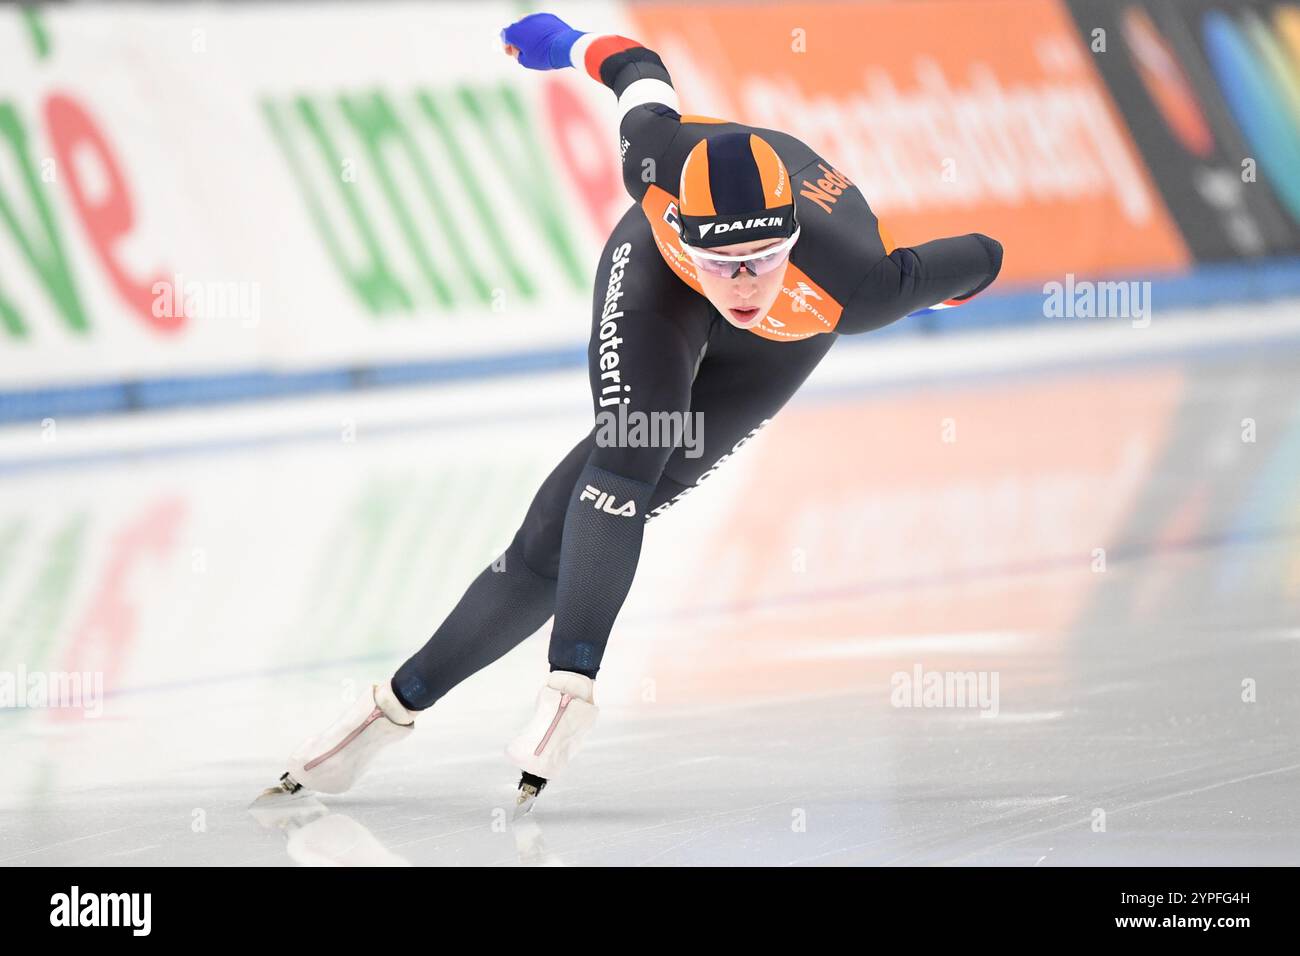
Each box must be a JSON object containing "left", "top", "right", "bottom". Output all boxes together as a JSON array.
[
  {"left": 8, "top": 0, "right": 1293, "bottom": 400},
  {"left": 0, "top": 2, "right": 631, "bottom": 388}
]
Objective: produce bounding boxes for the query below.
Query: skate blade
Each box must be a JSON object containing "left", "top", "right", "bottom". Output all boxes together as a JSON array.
[
  {"left": 249, "top": 772, "right": 310, "bottom": 810},
  {"left": 248, "top": 789, "right": 327, "bottom": 830},
  {"left": 512, "top": 772, "right": 546, "bottom": 820},
  {"left": 250, "top": 785, "right": 308, "bottom": 808},
  {"left": 512, "top": 790, "right": 539, "bottom": 820}
]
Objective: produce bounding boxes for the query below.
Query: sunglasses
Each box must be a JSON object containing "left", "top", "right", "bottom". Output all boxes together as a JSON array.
[{"left": 682, "top": 227, "right": 801, "bottom": 279}]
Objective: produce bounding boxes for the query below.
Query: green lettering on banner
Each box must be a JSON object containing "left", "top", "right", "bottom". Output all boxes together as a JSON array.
[
  {"left": 0, "top": 514, "right": 87, "bottom": 667},
  {"left": 417, "top": 90, "right": 534, "bottom": 300},
  {"left": 0, "top": 103, "right": 89, "bottom": 338},
  {"left": 337, "top": 92, "right": 461, "bottom": 309},
  {"left": 263, "top": 81, "right": 589, "bottom": 318},
  {"left": 458, "top": 84, "right": 586, "bottom": 290},
  {"left": 261, "top": 97, "right": 413, "bottom": 315},
  {"left": 0, "top": 279, "right": 24, "bottom": 338},
  {"left": 21, "top": 6, "right": 52, "bottom": 60}
]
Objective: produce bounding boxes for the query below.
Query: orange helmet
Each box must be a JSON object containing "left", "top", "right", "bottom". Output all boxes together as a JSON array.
[{"left": 677, "top": 132, "right": 798, "bottom": 249}]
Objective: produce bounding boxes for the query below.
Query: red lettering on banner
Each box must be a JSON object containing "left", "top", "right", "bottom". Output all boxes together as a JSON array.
[
  {"left": 44, "top": 94, "right": 183, "bottom": 332},
  {"left": 541, "top": 79, "right": 624, "bottom": 237}
]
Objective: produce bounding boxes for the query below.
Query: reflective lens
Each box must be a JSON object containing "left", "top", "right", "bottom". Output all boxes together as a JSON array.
[
  {"left": 691, "top": 247, "right": 788, "bottom": 278},
  {"left": 683, "top": 228, "right": 800, "bottom": 280}
]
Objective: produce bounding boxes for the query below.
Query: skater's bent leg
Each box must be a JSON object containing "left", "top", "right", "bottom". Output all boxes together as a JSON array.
[
  {"left": 544, "top": 203, "right": 709, "bottom": 679},
  {"left": 391, "top": 535, "right": 556, "bottom": 710},
  {"left": 645, "top": 472, "right": 691, "bottom": 519},
  {"left": 545, "top": 317, "right": 699, "bottom": 677},
  {"left": 545, "top": 350, "right": 690, "bottom": 676},
  {"left": 391, "top": 434, "right": 595, "bottom": 710},
  {"left": 512, "top": 431, "right": 597, "bottom": 578},
  {"left": 546, "top": 460, "right": 659, "bottom": 677}
]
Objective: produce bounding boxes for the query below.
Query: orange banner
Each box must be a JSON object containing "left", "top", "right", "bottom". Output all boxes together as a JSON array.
[{"left": 627, "top": 0, "right": 1191, "bottom": 285}]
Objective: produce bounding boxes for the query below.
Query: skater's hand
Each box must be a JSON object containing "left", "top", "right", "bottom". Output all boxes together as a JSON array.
[{"left": 500, "top": 13, "right": 584, "bottom": 70}]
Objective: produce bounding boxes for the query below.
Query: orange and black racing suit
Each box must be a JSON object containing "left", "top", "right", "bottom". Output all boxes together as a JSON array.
[{"left": 393, "top": 35, "right": 1002, "bottom": 705}]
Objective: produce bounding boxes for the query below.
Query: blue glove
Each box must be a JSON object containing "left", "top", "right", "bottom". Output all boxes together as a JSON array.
[{"left": 501, "top": 12, "right": 585, "bottom": 70}]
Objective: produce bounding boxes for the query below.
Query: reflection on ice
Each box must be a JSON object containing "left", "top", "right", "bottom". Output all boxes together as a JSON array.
[{"left": 2, "top": 313, "right": 1299, "bottom": 865}]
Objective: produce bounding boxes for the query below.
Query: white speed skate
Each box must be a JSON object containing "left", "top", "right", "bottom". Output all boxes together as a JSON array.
[
  {"left": 506, "top": 671, "right": 599, "bottom": 816},
  {"left": 255, "top": 681, "right": 415, "bottom": 803}
]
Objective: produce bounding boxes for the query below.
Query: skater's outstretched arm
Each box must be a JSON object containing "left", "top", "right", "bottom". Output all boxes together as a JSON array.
[
  {"left": 501, "top": 12, "right": 682, "bottom": 203},
  {"left": 836, "top": 233, "right": 1005, "bottom": 335}
]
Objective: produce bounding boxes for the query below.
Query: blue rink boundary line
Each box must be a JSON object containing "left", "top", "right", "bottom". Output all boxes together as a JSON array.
[
  {"left": 4, "top": 322, "right": 1300, "bottom": 478},
  {"left": 4, "top": 257, "right": 1300, "bottom": 426},
  {"left": 0, "top": 346, "right": 584, "bottom": 425}
]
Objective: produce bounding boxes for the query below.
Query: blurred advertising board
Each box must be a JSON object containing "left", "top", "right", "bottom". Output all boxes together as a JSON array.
[
  {"left": 1062, "top": 0, "right": 1300, "bottom": 261},
  {"left": 628, "top": 0, "right": 1193, "bottom": 284},
  {"left": 0, "top": 3, "right": 627, "bottom": 390},
  {"left": 2, "top": 1, "right": 1298, "bottom": 411}
]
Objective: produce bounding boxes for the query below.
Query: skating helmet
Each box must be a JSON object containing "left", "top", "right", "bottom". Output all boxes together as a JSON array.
[{"left": 677, "top": 132, "right": 799, "bottom": 250}]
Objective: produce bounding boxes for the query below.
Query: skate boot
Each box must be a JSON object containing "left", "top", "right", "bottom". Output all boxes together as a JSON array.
[
  {"left": 256, "top": 681, "right": 415, "bottom": 802},
  {"left": 506, "top": 671, "right": 598, "bottom": 817}
]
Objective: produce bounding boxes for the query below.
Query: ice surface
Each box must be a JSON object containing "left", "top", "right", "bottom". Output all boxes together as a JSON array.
[{"left": 2, "top": 305, "right": 1298, "bottom": 865}]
